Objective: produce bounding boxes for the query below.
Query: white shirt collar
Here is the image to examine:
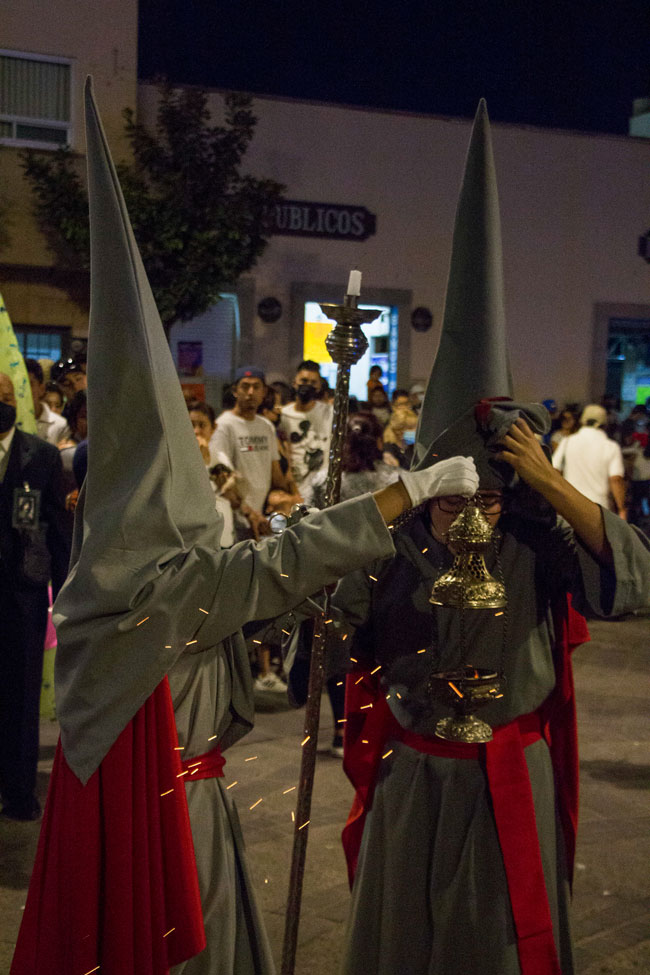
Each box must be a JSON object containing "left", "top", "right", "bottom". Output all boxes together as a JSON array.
[{"left": 0, "top": 425, "right": 16, "bottom": 455}]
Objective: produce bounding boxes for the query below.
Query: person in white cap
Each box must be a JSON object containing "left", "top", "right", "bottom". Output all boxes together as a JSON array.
[
  {"left": 12, "top": 80, "right": 483, "bottom": 975},
  {"left": 325, "top": 102, "right": 650, "bottom": 975},
  {"left": 552, "top": 403, "right": 626, "bottom": 516}
]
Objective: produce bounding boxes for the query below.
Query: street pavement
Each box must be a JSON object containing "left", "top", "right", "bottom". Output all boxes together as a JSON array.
[{"left": 1, "top": 614, "right": 648, "bottom": 974}]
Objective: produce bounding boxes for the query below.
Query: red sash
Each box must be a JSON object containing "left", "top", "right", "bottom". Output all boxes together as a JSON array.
[
  {"left": 181, "top": 746, "right": 226, "bottom": 780},
  {"left": 11, "top": 677, "right": 206, "bottom": 975},
  {"left": 341, "top": 594, "right": 589, "bottom": 975}
]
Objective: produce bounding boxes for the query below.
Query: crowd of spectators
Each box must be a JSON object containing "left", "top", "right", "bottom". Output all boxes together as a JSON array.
[
  {"left": 545, "top": 394, "right": 650, "bottom": 527},
  {"left": 4, "top": 350, "right": 650, "bottom": 814}
]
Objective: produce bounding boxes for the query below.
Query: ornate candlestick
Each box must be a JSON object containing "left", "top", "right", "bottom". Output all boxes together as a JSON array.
[{"left": 281, "top": 280, "right": 382, "bottom": 975}]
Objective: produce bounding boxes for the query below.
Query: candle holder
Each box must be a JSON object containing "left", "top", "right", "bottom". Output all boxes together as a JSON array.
[{"left": 319, "top": 296, "right": 384, "bottom": 507}]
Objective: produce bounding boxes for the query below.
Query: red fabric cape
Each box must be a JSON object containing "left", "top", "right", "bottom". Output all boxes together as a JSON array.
[
  {"left": 342, "top": 594, "right": 590, "bottom": 889},
  {"left": 11, "top": 677, "right": 206, "bottom": 975}
]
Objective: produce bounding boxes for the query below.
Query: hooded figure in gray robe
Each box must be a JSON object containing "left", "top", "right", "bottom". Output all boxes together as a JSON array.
[
  {"left": 15, "top": 80, "right": 401, "bottom": 975},
  {"left": 328, "top": 101, "right": 650, "bottom": 975}
]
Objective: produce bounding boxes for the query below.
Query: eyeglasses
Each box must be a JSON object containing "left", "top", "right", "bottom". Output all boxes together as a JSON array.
[{"left": 436, "top": 493, "right": 504, "bottom": 515}]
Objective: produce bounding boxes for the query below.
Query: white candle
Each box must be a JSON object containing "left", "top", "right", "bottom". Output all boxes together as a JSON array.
[{"left": 347, "top": 269, "right": 362, "bottom": 296}]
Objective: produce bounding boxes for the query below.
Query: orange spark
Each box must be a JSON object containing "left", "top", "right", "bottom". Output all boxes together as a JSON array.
[
  {"left": 136, "top": 617, "right": 149, "bottom": 627},
  {"left": 283, "top": 786, "right": 296, "bottom": 794},
  {"left": 160, "top": 789, "right": 173, "bottom": 797},
  {"left": 249, "top": 798, "right": 263, "bottom": 810},
  {"left": 163, "top": 928, "right": 175, "bottom": 938},
  {"left": 370, "top": 665, "right": 382, "bottom": 674},
  {"left": 245, "top": 756, "right": 258, "bottom": 762},
  {"left": 382, "top": 749, "right": 394, "bottom": 759},
  {"left": 448, "top": 682, "right": 464, "bottom": 699},
  {"left": 298, "top": 820, "right": 310, "bottom": 830},
  {"left": 301, "top": 736, "right": 310, "bottom": 746},
  {"left": 199, "top": 608, "right": 209, "bottom": 614},
  {"left": 226, "top": 781, "right": 238, "bottom": 789}
]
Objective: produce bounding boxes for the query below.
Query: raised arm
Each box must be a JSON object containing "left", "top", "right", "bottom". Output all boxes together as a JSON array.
[{"left": 497, "top": 417, "right": 613, "bottom": 564}]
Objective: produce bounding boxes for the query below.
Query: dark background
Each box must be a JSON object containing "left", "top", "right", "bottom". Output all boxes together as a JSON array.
[{"left": 139, "top": 0, "right": 650, "bottom": 135}]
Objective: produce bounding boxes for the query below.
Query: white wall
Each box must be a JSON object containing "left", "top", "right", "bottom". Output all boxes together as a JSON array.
[{"left": 139, "top": 85, "right": 650, "bottom": 404}]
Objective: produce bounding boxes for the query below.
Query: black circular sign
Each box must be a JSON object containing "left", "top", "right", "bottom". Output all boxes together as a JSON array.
[
  {"left": 258, "top": 296, "right": 282, "bottom": 323},
  {"left": 411, "top": 306, "right": 433, "bottom": 332}
]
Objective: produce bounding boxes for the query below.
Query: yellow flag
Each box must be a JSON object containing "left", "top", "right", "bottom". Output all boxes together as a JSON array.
[{"left": 0, "top": 290, "right": 36, "bottom": 433}]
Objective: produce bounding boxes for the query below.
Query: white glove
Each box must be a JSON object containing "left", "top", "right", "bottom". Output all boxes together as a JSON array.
[{"left": 399, "top": 456, "right": 479, "bottom": 509}]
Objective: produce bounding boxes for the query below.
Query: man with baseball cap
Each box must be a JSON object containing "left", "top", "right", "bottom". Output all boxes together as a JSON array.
[{"left": 553, "top": 403, "right": 626, "bottom": 516}]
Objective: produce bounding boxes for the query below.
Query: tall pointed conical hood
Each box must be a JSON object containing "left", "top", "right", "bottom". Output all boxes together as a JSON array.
[
  {"left": 53, "top": 79, "right": 224, "bottom": 782},
  {"left": 415, "top": 99, "right": 513, "bottom": 457}
]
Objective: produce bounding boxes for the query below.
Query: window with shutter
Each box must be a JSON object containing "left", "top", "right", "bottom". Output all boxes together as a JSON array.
[{"left": 0, "top": 50, "right": 72, "bottom": 148}]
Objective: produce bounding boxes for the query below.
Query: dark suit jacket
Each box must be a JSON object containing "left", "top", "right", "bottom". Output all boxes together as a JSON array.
[{"left": 0, "top": 429, "right": 70, "bottom": 599}]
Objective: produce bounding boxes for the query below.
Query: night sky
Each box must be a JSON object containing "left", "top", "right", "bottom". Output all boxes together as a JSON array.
[{"left": 138, "top": 1, "right": 649, "bottom": 136}]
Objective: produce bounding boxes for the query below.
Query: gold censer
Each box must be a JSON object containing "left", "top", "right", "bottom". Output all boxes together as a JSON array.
[{"left": 428, "top": 498, "right": 506, "bottom": 743}]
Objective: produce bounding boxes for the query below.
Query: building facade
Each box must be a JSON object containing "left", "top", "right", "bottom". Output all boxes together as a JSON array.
[{"left": 2, "top": 3, "right": 649, "bottom": 407}]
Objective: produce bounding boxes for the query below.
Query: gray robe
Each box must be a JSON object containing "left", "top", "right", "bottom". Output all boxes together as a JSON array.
[
  {"left": 329, "top": 507, "right": 650, "bottom": 975},
  {"left": 166, "top": 494, "right": 395, "bottom": 974}
]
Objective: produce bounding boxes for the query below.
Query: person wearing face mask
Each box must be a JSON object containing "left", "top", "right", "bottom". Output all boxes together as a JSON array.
[
  {"left": 279, "top": 359, "right": 334, "bottom": 488},
  {"left": 0, "top": 372, "right": 70, "bottom": 821}
]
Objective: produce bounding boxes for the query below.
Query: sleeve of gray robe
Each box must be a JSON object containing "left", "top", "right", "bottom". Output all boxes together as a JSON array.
[{"left": 55, "top": 493, "right": 395, "bottom": 782}]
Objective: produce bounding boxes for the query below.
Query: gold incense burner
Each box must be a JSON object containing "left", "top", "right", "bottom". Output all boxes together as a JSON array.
[
  {"left": 430, "top": 500, "right": 506, "bottom": 609},
  {"left": 428, "top": 498, "right": 506, "bottom": 743},
  {"left": 428, "top": 666, "right": 503, "bottom": 743}
]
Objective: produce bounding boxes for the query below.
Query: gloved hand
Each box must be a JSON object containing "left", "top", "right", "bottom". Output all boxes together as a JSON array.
[{"left": 399, "top": 456, "right": 479, "bottom": 509}]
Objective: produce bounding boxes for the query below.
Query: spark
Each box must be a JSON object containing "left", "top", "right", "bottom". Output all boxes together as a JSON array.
[
  {"left": 360, "top": 703, "right": 373, "bottom": 710},
  {"left": 208, "top": 735, "right": 217, "bottom": 741},
  {"left": 368, "top": 574, "right": 377, "bottom": 581},
  {"left": 301, "top": 735, "right": 311, "bottom": 746},
  {"left": 350, "top": 656, "right": 358, "bottom": 663},
  {"left": 176, "top": 770, "right": 189, "bottom": 778},
  {"left": 283, "top": 786, "right": 296, "bottom": 794},
  {"left": 387, "top": 524, "right": 394, "bottom": 529},
  {"left": 282, "top": 629, "right": 291, "bottom": 636},
  {"left": 83, "top": 968, "right": 101, "bottom": 975},
  {"left": 336, "top": 681, "right": 344, "bottom": 686},
  {"left": 396, "top": 692, "right": 402, "bottom": 699},
  {"left": 370, "top": 665, "right": 382, "bottom": 674},
  {"left": 280, "top": 572, "right": 289, "bottom": 578},
  {"left": 291, "top": 810, "right": 295, "bottom": 822},
  {"left": 191, "top": 767, "right": 200, "bottom": 774},
  {"left": 362, "top": 739, "right": 369, "bottom": 744},
  {"left": 448, "top": 681, "right": 464, "bottom": 699},
  {"left": 264, "top": 878, "right": 269, "bottom": 884},
  {"left": 164, "top": 645, "right": 172, "bottom": 649},
  {"left": 186, "top": 639, "right": 198, "bottom": 646},
  {"left": 417, "top": 648, "right": 427, "bottom": 654},
  {"left": 187, "top": 761, "right": 202, "bottom": 768},
  {"left": 494, "top": 611, "right": 504, "bottom": 617},
  {"left": 385, "top": 693, "right": 391, "bottom": 700},
  {"left": 226, "top": 781, "right": 238, "bottom": 789},
  {"left": 341, "top": 634, "right": 348, "bottom": 641},
  {"left": 298, "top": 820, "right": 310, "bottom": 830},
  {"left": 245, "top": 756, "right": 258, "bottom": 762},
  {"left": 355, "top": 676, "right": 364, "bottom": 685},
  {"left": 174, "top": 746, "right": 185, "bottom": 750},
  {"left": 382, "top": 749, "right": 394, "bottom": 759},
  {"left": 337, "top": 718, "right": 347, "bottom": 724},
  {"left": 252, "top": 639, "right": 262, "bottom": 644},
  {"left": 324, "top": 618, "right": 333, "bottom": 624},
  {"left": 163, "top": 928, "right": 175, "bottom": 938},
  {"left": 160, "top": 789, "right": 173, "bottom": 797},
  {"left": 249, "top": 798, "right": 263, "bottom": 810},
  {"left": 421, "top": 547, "right": 429, "bottom": 554},
  {"left": 199, "top": 607, "right": 209, "bottom": 614},
  {"left": 136, "top": 617, "right": 149, "bottom": 627},
  {"left": 494, "top": 693, "right": 504, "bottom": 699}
]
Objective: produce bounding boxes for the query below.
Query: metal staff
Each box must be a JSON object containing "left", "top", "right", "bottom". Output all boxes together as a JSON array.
[{"left": 281, "top": 288, "right": 383, "bottom": 974}]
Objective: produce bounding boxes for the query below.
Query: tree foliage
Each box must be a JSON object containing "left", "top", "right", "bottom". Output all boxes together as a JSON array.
[{"left": 21, "top": 83, "right": 285, "bottom": 328}]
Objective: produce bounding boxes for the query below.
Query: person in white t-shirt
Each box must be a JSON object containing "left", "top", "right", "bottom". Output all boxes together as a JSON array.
[
  {"left": 552, "top": 403, "right": 626, "bottom": 517},
  {"left": 211, "top": 367, "right": 292, "bottom": 540},
  {"left": 26, "top": 359, "right": 68, "bottom": 445},
  {"left": 279, "top": 359, "right": 333, "bottom": 488}
]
